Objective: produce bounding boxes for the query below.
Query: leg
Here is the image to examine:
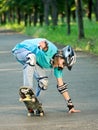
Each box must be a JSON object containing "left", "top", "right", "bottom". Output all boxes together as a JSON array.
[
  {"left": 23, "top": 64, "right": 35, "bottom": 87},
  {"left": 34, "top": 65, "right": 48, "bottom": 96},
  {"left": 13, "top": 48, "right": 36, "bottom": 88}
]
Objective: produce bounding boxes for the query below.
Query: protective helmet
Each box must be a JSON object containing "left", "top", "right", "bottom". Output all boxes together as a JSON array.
[{"left": 62, "top": 45, "right": 76, "bottom": 70}]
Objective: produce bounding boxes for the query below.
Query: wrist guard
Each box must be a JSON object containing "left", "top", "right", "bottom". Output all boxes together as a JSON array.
[{"left": 67, "top": 99, "right": 74, "bottom": 111}]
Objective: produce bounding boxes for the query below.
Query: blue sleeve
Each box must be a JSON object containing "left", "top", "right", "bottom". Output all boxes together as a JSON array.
[{"left": 54, "top": 68, "right": 63, "bottom": 78}]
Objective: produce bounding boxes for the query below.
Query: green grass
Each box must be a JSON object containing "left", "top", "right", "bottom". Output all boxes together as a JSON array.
[{"left": 1, "top": 18, "right": 98, "bottom": 55}]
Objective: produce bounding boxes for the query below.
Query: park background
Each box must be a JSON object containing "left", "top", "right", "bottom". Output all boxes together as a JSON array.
[
  {"left": 0, "top": 1, "right": 98, "bottom": 130},
  {"left": 0, "top": 0, "right": 98, "bottom": 55}
]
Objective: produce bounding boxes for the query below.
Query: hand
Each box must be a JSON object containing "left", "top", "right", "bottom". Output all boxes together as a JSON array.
[
  {"left": 39, "top": 41, "right": 48, "bottom": 51},
  {"left": 68, "top": 107, "right": 81, "bottom": 114}
]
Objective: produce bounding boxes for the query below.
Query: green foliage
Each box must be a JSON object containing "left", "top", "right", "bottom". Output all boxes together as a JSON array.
[
  {"left": 22, "top": 19, "right": 98, "bottom": 55},
  {"left": 20, "top": 19, "right": 98, "bottom": 54},
  {"left": 1, "top": 18, "right": 98, "bottom": 55}
]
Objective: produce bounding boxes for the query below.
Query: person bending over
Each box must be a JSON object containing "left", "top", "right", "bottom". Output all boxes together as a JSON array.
[{"left": 12, "top": 38, "right": 80, "bottom": 113}]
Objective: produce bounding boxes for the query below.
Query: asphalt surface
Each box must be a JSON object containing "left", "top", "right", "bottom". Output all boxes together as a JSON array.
[{"left": 0, "top": 30, "right": 98, "bottom": 130}]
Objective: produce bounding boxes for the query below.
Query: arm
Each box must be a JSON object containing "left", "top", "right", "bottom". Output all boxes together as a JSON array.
[{"left": 56, "top": 78, "right": 80, "bottom": 113}]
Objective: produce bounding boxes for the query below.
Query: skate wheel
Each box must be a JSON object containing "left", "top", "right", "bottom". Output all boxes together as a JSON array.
[
  {"left": 27, "top": 113, "right": 32, "bottom": 117},
  {"left": 19, "top": 98, "right": 23, "bottom": 102},
  {"left": 28, "top": 113, "right": 31, "bottom": 116},
  {"left": 40, "top": 112, "right": 44, "bottom": 116},
  {"left": 32, "top": 98, "right": 36, "bottom": 102}
]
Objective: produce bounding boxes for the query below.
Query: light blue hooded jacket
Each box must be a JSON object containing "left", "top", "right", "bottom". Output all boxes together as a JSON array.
[{"left": 12, "top": 38, "right": 63, "bottom": 78}]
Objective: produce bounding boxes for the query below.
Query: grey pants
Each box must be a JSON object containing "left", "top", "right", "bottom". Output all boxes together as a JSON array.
[{"left": 12, "top": 48, "right": 48, "bottom": 89}]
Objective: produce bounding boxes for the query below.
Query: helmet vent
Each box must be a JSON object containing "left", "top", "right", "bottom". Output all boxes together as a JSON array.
[{"left": 68, "top": 47, "right": 70, "bottom": 52}]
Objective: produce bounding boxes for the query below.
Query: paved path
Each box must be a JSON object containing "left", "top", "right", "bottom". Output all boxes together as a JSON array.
[{"left": 0, "top": 30, "right": 98, "bottom": 130}]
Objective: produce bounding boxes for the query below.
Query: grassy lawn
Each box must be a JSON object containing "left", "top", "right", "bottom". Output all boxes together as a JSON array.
[{"left": 1, "top": 17, "right": 98, "bottom": 55}]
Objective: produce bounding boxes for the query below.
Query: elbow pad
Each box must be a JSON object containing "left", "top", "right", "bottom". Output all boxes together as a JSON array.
[{"left": 57, "top": 83, "right": 68, "bottom": 94}]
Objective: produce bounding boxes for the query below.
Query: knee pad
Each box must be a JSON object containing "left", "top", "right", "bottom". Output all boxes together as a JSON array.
[
  {"left": 57, "top": 83, "right": 68, "bottom": 94},
  {"left": 38, "top": 76, "right": 48, "bottom": 90},
  {"left": 26, "top": 53, "right": 36, "bottom": 66}
]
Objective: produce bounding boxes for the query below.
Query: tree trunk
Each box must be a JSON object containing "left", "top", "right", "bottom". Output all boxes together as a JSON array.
[
  {"left": 87, "top": 0, "right": 92, "bottom": 20},
  {"left": 24, "top": 13, "right": 28, "bottom": 26},
  {"left": 42, "top": 0, "right": 58, "bottom": 26},
  {"left": 75, "top": 0, "right": 85, "bottom": 39},
  {"left": 8, "top": 8, "right": 13, "bottom": 23},
  {"left": 42, "top": 0, "right": 50, "bottom": 25},
  {"left": 33, "top": 4, "right": 38, "bottom": 26},
  {"left": 50, "top": 0, "right": 58, "bottom": 26},
  {"left": 1, "top": 12, "right": 6, "bottom": 24},
  {"left": 39, "top": 13, "right": 44, "bottom": 26},
  {"left": 95, "top": 0, "right": 98, "bottom": 21},
  {"left": 17, "top": 7, "right": 21, "bottom": 25},
  {"left": 28, "top": 14, "right": 32, "bottom": 26},
  {"left": 66, "top": 0, "right": 71, "bottom": 35}
]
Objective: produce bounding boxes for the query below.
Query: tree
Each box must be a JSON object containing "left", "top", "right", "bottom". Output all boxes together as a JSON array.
[
  {"left": 65, "top": 0, "right": 75, "bottom": 35},
  {"left": 65, "top": 0, "right": 71, "bottom": 35},
  {"left": 42, "top": 0, "right": 58, "bottom": 26},
  {"left": 75, "top": 0, "right": 85, "bottom": 39},
  {"left": 50, "top": 0, "right": 58, "bottom": 26},
  {"left": 94, "top": 0, "right": 98, "bottom": 21},
  {"left": 87, "top": 0, "right": 93, "bottom": 20}
]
